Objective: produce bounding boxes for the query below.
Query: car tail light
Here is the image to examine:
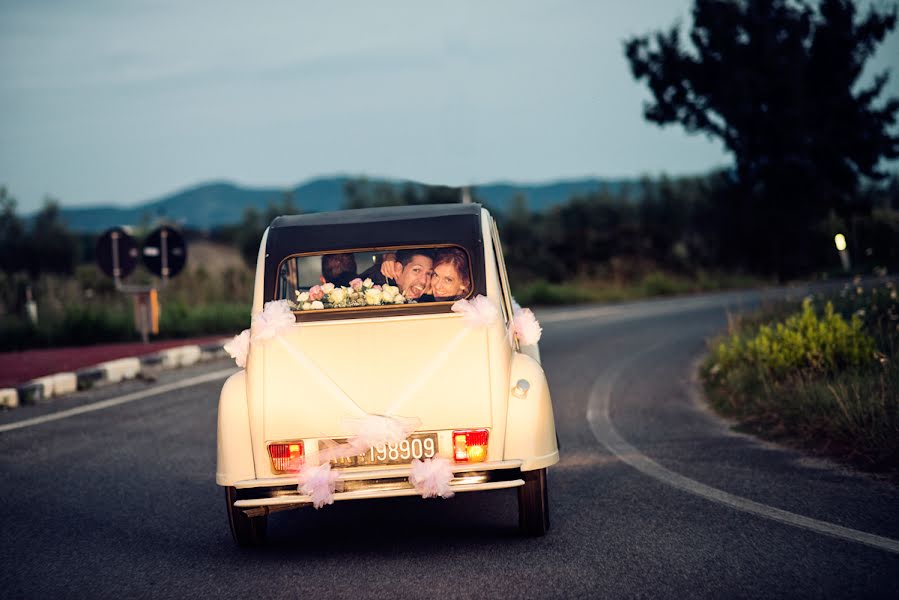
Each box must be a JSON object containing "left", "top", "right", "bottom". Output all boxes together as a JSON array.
[
  {"left": 268, "top": 441, "right": 304, "bottom": 473},
  {"left": 452, "top": 429, "right": 489, "bottom": 463}
]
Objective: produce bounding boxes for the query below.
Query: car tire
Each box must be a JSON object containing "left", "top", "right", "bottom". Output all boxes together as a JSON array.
[
  {"left": 226, "top": 486, "right": 268, "bottom": 547},
  {"left": 518, "top": 468, "right": 549, "bottom": 536}
]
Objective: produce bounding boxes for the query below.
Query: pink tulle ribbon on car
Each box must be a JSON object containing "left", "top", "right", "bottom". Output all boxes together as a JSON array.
[
  {"left": 251, "top": 300, "right": 296, "bottom": 341},
  {"left": 223, "top": 329, "right": 250, "bottom": 368},
  {"left": 511, "top": 307, "right": 542, "bottom": 346},
  {"left": 344, "top": 414, "right": 421, "bottom": 453},
  {"left": 409, "top": 457, "right": 455, "bottom": 499},
  {"left": 452, "top": 295, "right": 499, "bottom": 327},
  {"left": 298, "top": 462, "right": 340, "bottom": 509}
]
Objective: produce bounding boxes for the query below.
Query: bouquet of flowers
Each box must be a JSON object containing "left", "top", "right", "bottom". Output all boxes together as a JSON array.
[{"left": 291, "top": 278, "right": 407, "bottom": 310}]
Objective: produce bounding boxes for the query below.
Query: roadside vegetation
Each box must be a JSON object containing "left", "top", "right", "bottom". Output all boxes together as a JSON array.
[{"left": 700, "top": 279, "right": 899, "bottom": 475}]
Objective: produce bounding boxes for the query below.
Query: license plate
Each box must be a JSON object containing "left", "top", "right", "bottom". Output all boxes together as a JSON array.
[{"left": 319, "top": 433, "right": 438, "bottom": 467}]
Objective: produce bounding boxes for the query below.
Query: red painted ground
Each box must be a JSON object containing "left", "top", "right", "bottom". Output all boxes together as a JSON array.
[{"left": 0, "top": 336, "right": 227, "bottom": 388}]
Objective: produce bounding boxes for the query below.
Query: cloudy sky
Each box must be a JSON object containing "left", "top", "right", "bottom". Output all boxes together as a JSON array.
[{"left": 1, "top": 0, "right": 897, "bottom": 212}]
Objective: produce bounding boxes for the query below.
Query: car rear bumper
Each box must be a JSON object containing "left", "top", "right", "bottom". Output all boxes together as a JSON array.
[{"left": 228, "top": 459, "right": 526, "bottom": 516}]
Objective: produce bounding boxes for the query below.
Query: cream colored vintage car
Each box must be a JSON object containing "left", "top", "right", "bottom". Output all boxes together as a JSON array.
[{"left": 217, "top": 204, "right": 559, "bottom": 545}]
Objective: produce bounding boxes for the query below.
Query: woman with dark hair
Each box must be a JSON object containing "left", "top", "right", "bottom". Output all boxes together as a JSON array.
[{"left": 428, "top": 247, "right": 471, "bottom": 301}]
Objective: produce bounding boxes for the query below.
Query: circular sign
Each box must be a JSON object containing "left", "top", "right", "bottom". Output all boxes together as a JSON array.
[
  {"left": 95, "top": 227, "right": 139, "bottom": 280},
  {"left": 142, "top": 226, "right": 187, "bottom": 279}
]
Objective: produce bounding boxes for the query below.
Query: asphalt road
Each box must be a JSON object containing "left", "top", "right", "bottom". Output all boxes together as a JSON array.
[{"left": 2, "top": 289, "right": 897, "bottom": 599}]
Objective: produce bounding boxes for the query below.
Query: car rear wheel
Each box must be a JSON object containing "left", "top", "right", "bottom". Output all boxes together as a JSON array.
[
  {"left": 226, "top": 486, "right": 267, "bottom": 547},
  {"left": 518, "top": 468, "right": 549, "bottom": 536}
]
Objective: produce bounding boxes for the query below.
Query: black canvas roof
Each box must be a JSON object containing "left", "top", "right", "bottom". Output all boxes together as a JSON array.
[{"left": 263, "top": 203, "right": 486, "bottom": 302}]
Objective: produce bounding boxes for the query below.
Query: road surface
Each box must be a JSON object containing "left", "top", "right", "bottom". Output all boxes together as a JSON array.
[{"left": 1, "top": 289, "right": 897, "bottom": 599}]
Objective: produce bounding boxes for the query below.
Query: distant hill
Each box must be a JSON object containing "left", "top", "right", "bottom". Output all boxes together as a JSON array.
[{"left": 55, "top": 175, "right": 635, "bottom": 233}]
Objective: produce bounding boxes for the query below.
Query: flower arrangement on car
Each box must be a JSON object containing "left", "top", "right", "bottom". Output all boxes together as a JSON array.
[{"left": 291, "top": 277, "right": 406, "bottom": 310}]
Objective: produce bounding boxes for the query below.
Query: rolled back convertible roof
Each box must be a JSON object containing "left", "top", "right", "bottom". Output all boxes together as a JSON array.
[{"left": 263, "top": 204, "right": 486, "bottom": 303}]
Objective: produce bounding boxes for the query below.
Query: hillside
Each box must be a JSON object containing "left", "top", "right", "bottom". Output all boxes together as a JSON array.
[{"left": 55, "top": 175, "right": 633, "bottom": 232}]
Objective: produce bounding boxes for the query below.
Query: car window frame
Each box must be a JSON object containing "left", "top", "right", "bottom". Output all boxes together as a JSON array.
[{"left": 273, "top": 243, "right": 476, "bottom": 319}]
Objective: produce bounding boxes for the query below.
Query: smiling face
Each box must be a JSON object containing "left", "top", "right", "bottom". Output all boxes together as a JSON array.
[
  {"left": 431, "top": 262, "right": 466, "bottom": 299},
  {"left": 395, "top": 254, "right": 433, "bottom": 299}
]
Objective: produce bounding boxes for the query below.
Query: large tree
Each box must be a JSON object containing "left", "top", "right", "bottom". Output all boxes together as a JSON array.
[{"left": 624, "top": 0, "right": 899, "bottom": 276}]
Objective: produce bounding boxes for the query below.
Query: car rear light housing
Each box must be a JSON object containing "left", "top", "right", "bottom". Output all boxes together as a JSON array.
[
  {"left": 452, "top": 429, "right": 489, "bottom": 463},
  {"left": 268, "top": 441, "right": 304, "bottom": 473}
]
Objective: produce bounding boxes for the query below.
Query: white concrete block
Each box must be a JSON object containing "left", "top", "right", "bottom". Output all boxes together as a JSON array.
[
  {"left": 178, "top": 345, "right": 202, "bottom": 367},
  {"left": 159, "top": 348, "right": 182, "bottom": 368},
  {"left": 0, "top": 388, "right": 18, "bottom": 409},
  {"left": 30, "top": 376, "right": 56, "bottom": 399},
  {"left": 99, "top": 358, "right": 141, "bottom": 383},
  {"left": 51, "top": 372, "right": 78, "bottom": 396}
]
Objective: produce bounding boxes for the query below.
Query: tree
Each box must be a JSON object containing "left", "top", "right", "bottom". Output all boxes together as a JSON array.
[
  {"left": 624, "top": 0, "right": 899, "bottom": 277},
  {"left": 29, "top": 197, "right": 79, "bottom": 276},
  {"left": 0, "top": 187, "right": 26, "bottom": 274}
]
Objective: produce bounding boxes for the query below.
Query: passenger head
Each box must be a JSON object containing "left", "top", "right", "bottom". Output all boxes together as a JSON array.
[
  {"left": 394, "top": 249, "right": 434, "bottom": 299},
  {"left": 321, "top": 253, "right": 357, "bottom": 287},
  {"left": 431, "top": 248, "right": 470, "bottom": 301}
]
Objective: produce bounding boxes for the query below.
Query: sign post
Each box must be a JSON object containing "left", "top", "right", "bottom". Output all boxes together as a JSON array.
[
  {"left": 95, "top": 225, "right": 187, "bottom": 344},
  {"left": 834, "top": 233, "right": 850, "bottom": 272}
]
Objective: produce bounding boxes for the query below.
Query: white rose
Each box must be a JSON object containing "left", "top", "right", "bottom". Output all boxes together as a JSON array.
[
  {"left": 321, "top": 283, "right": 335, "bottom": 294},
  {"left": 362, "top": 278, "right": 373, "bottom": 288},
  {"left": 364, "top": 288, "right": 383, "bottom": 305},
  {"left": 329, "top": 288, "right": 346, "bottom": 305},
  {"left": 302, "top": 302, "right": 312, "bottom": 310},
  {"left": 381, "top": 287, "right": 396, "bottom": 303},
  {"left": 393, "top": 294, "right": 405, "bottom": 304},
  {"left": 297, "top": 291, "right": 309, "bottom": 303},
  {"left": 311, "top": 301, "right": 325, "bottom": 310}
]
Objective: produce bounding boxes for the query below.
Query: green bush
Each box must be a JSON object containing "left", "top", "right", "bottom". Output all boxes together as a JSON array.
[
  {"left": 712, "top": 299, "right": 876, "bottom": 380},
  {"left": 159, "top": 302, "right": 251, "bottom": 338},
  {"left": 703, "top": 286, "right": 897, "bottom": 474}
]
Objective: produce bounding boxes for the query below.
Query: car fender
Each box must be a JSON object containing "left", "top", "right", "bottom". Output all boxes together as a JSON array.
[
  {"left": 503, "top": 352, "right": 559, "bottom": 471},
  {"left": 216, "top": 370, "right": 256, "bottom": 486}
]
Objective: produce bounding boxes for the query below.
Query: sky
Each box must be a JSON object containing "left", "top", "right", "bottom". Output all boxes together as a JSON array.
[{"left": 1, "top": 0, "right": 898, "bottom": 213}]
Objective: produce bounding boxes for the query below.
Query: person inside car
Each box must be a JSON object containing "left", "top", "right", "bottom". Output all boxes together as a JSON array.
[
  {"left": 362, "top": 249, "right": 434, "bottom": 300},
  {"left": 320, "top": 253, "right": 358, "bottom": 287},
  {"left": 417, "top": 248, "right": 470, "bottom": 302}
]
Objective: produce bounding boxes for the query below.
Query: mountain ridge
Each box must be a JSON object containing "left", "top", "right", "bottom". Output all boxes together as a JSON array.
[{"left": 53, "top": 175, "right": 635, "bottom": 232}]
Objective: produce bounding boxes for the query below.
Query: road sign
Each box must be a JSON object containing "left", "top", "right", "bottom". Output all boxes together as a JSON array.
[
  {"left": 142, "top": 225, "right": 187, "bottom": 279},
  {"left": 95, "top": 227, "right": 139, "bottom": 281}
]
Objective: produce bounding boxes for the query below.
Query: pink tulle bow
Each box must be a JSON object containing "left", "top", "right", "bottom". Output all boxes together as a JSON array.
[
  {"left": 409, "top": 457, "right": 455, "bottom": 499},
  {"left": 451, "top": 295, "right": 499, "bottom": 327},
  {"left": 223, "top": 328, "right": 250, "bottom": 368},
  {"left": 344, "top": 414, "right": 421, "bottom": 453},
  {"left": 297, "top": 462, "right": 339, "bottom": 509},
  {"left": 251, "top": 300, "right": 296, "bottom": 341},
  {"left": 511, "top": 307, "right": 542, "bottom": 346}
]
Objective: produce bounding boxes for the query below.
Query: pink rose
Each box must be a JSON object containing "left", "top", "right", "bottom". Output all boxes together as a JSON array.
[
  {"left": 309, "top": 285, "right": 324, "bottom": 301},
  {"left": 373, "top": 284, "right": 382, "bottom": 291},
  {"left": 349, "top": 278, "right": 363, "bottom": 291}
]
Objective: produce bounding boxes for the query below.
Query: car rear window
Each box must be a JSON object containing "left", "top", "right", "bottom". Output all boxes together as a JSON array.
[{"left": 275, "top": 246, "right": 474, "bottom": 312}]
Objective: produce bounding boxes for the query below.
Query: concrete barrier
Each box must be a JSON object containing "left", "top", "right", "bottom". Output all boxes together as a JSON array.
[
  {"left": 17, "top": 381, "right": 45, "bottom": 404},
  {"left": 99, "top": 358, "right": 141, "bottom": 383},
  {"left": 76, "top": 367, "right": 105, "bottom": 390},
  {"left": 29, "top": 376, "right": 56, "bottom": 400},
  {"left": 159, "top": 348, "right": 182, "bottom": 368},
  {"left": 6, "top": 339, "right": 232, "bottom": 411},
  {"left": 0, "top": 388, "right": 19, "bottom": 409},
  {"left": 179, "top": 346, "right": 202, "bottom": 367},
  {"left": 52, "top": 372, "right": 78, "bottom": 396}
]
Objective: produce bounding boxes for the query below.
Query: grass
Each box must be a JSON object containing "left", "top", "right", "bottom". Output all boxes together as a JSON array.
[
  {"left": 700, "top": 278, "right": 899, "bottom": 475},
  {"left": 0, "top": 249, "right": 255, "bottom": 352},
  {"left": 512, "top": 270, "right": 766, "bottom": 306}
]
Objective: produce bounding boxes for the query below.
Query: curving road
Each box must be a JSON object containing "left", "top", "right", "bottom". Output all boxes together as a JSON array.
[{"left": 1, "top": 289, "right": 897, "bottom": 599}]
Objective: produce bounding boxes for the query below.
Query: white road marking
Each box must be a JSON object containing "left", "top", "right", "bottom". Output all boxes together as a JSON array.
[
  {"left": 0, "top": 368, "right": 237, "bottom": 434},
  {"left": 538, "top": 292, "right": 759, "bottom": 325},
  {"left": 586, "top": 347, "right": 899, "bottom": 556}
]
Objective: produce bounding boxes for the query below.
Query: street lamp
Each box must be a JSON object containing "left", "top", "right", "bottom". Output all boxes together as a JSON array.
[{"left": 834, "top": 233, "right": 850, "bottom": 272}]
